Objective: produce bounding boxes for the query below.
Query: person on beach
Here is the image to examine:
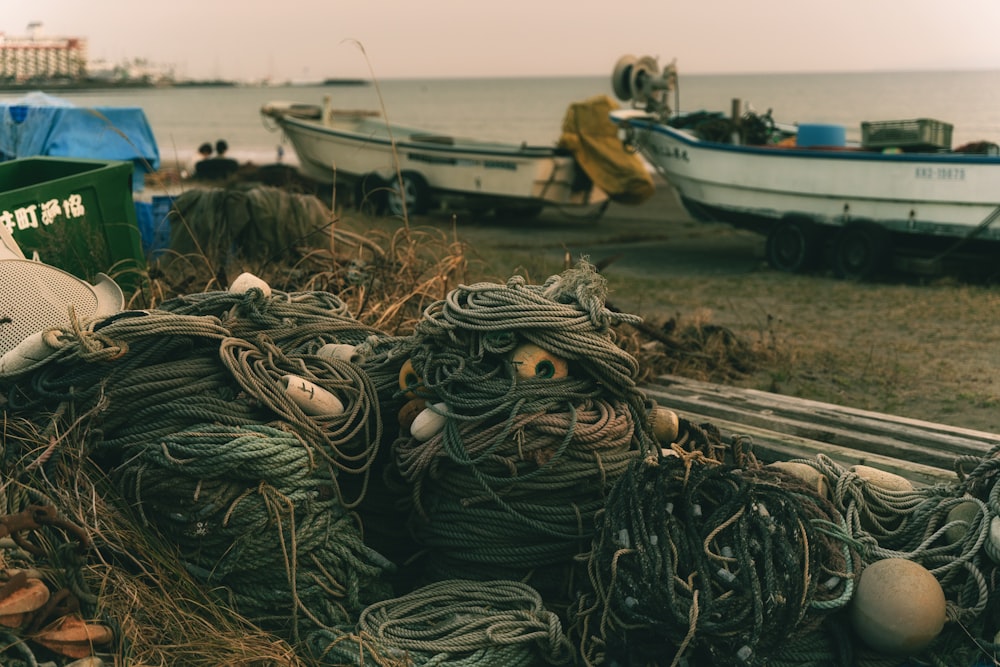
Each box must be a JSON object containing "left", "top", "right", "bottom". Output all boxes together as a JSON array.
[{"left": 194, "top": 139, "right": 238, "bottom": 180}]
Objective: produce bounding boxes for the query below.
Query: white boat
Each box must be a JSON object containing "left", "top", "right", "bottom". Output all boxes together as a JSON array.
[
  {"left": 261, "top": 98, "right": 617, "bottom": 219},
  {"left": 607, "top": 55, "right": 1000, "bottom": 278}
]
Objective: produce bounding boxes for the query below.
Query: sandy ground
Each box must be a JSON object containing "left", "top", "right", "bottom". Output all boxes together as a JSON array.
[{"left": 393, "top": 180, "right": 1000, "bottom": 436}]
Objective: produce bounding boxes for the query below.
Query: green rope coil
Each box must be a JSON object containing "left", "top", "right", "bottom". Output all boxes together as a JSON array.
[
  {"left": 407, "top": 261, "right": 649, "bottom": 422},
  {"left": 397, "top": 398, "right": 640, "bottom": 583},
  {"left": 356, "top": 579, "right": 573, "bottom": 666},
  {"left": 114, "top": 422, "right": 394, "bottom": 636},
  {"left": 158, "top": 287, "right": 380, "bottom": 355}
]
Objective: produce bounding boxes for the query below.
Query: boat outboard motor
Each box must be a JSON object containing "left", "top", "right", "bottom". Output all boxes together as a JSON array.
[{"left": 0, "top": 224, "right": 124, "bottom": 376}]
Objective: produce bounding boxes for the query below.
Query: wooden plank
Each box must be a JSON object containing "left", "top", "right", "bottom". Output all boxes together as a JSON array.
[
  {"left": 644, "top": 384, "right": 953, "bottom": 469},
  {"left": 666, "top": 407, "right": 957, "bottom": 487},
  {"left": 642, "top": 374, "right": 999, "bottom": 459},
  {"left": 645, "top": 374, "right": 1000, "bottom": 449},
  {"left": 638, "top": 374, "right": 998, "bottom": 485}
]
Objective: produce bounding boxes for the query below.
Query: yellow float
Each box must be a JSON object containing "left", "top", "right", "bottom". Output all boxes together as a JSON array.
[{"left": 510, "top": 343, "right": 568, "bottom": 380}]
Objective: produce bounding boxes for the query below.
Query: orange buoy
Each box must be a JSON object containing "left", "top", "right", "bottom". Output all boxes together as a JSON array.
[
  {"left": 511, "top": 343, "right": 568, "bottom": 380},
  {"left": 398, "top": 358, "right": 428, "bottom": 398}
]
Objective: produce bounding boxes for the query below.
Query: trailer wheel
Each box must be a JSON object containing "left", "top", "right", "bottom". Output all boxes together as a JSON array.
[
  {"left": 386, "top": 171, "right": 431, "bottom": 217},
  {"left": 834, "top": 222, "right": 891, "bottom": 280},
  {"left": 765, "top": 219, "right": 820, "bottom": 272}
]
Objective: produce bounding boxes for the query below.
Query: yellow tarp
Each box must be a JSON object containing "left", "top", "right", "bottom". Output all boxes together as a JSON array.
[{"left": 558, "top": 95, "right": 655, "bottom": 205}]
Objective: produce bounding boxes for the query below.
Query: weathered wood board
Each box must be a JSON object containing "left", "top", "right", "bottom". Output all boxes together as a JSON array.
[{"left": 640, "top": 374, "right": 1000, "bottom": 486}]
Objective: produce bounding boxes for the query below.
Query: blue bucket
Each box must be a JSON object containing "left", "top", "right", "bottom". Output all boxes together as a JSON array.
[
  {"left": 135, "top": 195, "right": 175, "bottom": 257},
  {"left": 796, "top": 123, "right": 846, "bottom": 148}
]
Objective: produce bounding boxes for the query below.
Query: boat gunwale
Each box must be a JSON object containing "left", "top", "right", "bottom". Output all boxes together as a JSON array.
[
  {"left": 611, "top": 113, "right": 1000, "bottom": 165},
  {"left": 273, "top": 111, "right": 569, "bottom": 161}
]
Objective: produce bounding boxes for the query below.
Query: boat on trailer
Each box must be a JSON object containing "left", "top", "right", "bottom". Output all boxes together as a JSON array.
[
  {"left": 607, "top": 55, "right": 1000, "bottom": 279},
  {"left": 261, "top": 98, "right": 615, "bottom": 219}
]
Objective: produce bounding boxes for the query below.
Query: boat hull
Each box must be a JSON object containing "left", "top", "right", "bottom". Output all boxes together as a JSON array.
[
  {"left": 263, "top": 103, "right": 606, "bottom": 212},
  {"left": 611, "top": 111, "right": 1000, "bottom": 242}
]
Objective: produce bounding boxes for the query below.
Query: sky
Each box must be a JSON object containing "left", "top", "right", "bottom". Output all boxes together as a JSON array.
[{"left": 5, "top": 0, "right": 1000, "bottom": 82}]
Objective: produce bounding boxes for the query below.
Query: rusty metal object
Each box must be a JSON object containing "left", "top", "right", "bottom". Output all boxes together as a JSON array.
[
  {"left": 31, "top": 613, "right": 113, "bottom": 659},
  {"left": 0, "top": 572, "right": 50, "bottom": 627},
  {"left": 0, "top": 505, "right": 91, "bottom": 555}
]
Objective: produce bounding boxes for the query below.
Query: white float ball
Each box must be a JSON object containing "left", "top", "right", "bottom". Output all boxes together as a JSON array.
[{"left": 229, "top": 272, "right": 271, "bottom": 297}]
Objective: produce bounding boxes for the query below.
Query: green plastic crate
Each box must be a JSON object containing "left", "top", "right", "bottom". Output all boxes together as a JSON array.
[
  {"left": 861, "top": 118, "right": 953, "bottom": 151},
  {"left": 0, "top": 157, "right": 146, "bottom": 291}
]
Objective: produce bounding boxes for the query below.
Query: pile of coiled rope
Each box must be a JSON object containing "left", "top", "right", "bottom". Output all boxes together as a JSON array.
[
  {"left": 573, "top": 450, "right": 856, "bottom": 667},
  {"left": 308, "top": 579, "right": 574, "bottom": 667},
  {"left": 2, "top": 286, "right": 394, "bottom": 639},
  {"left": 792, "top": 453, "right": 1000, "bottom": 666},
  {"left": 363, "top": 262, "right": 655, "bottom": 591},
  {"left": 8, "top": 257, "right": 1000, "bottom": 666}
]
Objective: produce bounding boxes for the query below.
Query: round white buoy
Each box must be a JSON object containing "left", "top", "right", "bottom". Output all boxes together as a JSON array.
[
  {"left": 649, "top": 406, "right": 680, "bottom": 444},
  {"left": 511, "top": 343, "right": 568, "bottom": 379},
  {"left": 229, "top": 272, "right": 272, "bottom": 297},
  {"left": 280, "top": 374, "right": 345, "bottom": 416},
  {"left": 410, "top": 402, "right": 448, "bottom": 441},
  {"left": 766, "top": 461, "right": 829, "bottom": 498},
  {"left": 317, "top": 343, "right": 361, "bottom": 363},
  {"left": 850, "top": 558, "right": 946, "bottom": 655},
  {"left": 943, "top": 499, "right": 981, "bottom": 546}
]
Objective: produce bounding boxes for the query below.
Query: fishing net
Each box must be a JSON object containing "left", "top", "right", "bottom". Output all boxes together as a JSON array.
[{"left": 573, "top": 450, "right": 857, "bottom": 666}]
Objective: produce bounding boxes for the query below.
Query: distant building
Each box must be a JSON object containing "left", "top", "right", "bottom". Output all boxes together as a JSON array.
[{"left": 0, "top": 23, "right": 87, "bottom": 82}]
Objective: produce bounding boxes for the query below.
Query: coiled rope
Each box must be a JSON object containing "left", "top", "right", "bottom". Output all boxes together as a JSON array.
[
  {"left": 410, "top": 264, "right": 647, "bottom": 418},
  {"left": 379, "top": 262, "right": 652, "bottom": 589},
  {"left": 2, "top": 287, "right": 394, "bottom": 642},
  {"left": 398, "top": 398, "right": 639, "bottom": 582},
  {"left": 116, "top": 422, "right": 393, "bottom": 636},
  {"left": 351, "top": 579, "right": 574, "bottom": 667},
  {"left": 759, "top": 453, "right": 1000, "bottom": 666},
  {"left": 807, "top": 454, "right": 992, "bottom": 624}
]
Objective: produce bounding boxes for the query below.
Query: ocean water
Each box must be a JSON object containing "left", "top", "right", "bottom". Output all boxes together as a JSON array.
[{"left": 3, "top": 70, "right": 1000, "bottom": 173}]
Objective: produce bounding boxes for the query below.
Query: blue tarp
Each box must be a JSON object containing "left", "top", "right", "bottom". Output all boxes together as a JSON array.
[{"left": 0, "top": 92, "right": 160, "bottom": 173}]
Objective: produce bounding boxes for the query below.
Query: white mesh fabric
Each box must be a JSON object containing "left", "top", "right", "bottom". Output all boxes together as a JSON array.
[{"left": 0, "top": 260, "right": 100, "bottom": 356}]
